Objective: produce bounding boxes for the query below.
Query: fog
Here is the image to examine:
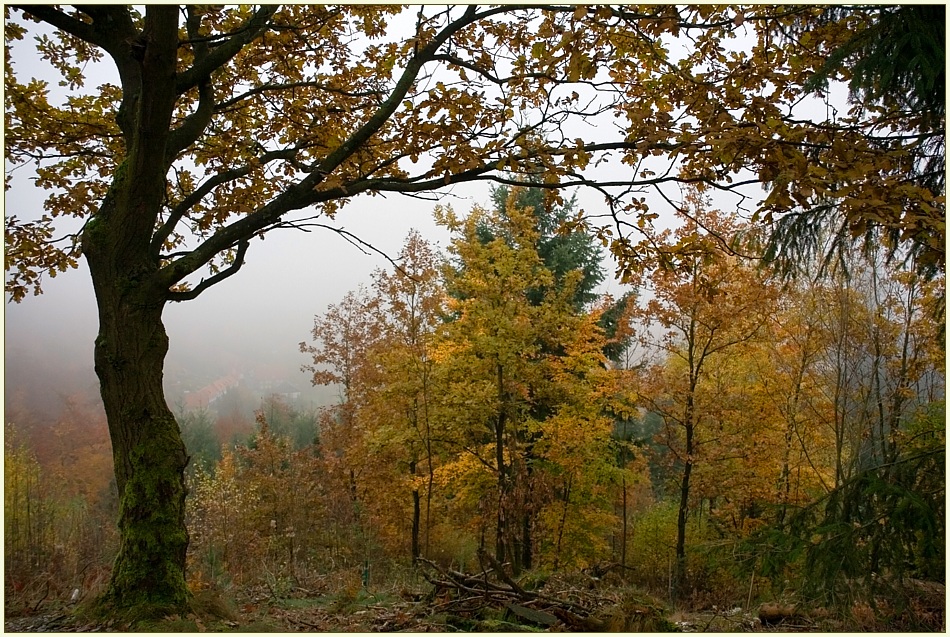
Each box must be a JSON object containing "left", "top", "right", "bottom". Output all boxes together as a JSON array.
[
  {"left": 1, "top": 15, "right": 479, "bottom": 408},
  {"left": 5, "top": 184, "right": 461, "bottom": 412},
  {"left": 0, "top": 8, "right": 676, "bottom": 420},
  {"left": 5, "top": 172, "right": 628, "bottom": 418}
]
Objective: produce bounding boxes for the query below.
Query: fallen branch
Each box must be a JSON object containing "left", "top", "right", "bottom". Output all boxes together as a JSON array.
[{"left": 416, "top": 557, "right": 598, "bottom": 630}]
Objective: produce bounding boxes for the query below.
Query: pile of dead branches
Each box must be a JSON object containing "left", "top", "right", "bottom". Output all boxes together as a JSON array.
[{"left": 417, "top": 550, "right": 643, "bottom": 631}]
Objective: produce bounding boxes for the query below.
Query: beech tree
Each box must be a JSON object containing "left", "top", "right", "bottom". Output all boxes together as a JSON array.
[
  {"left": 631, "top": 193, "right": 775, "bottom": 599},
  {"left": 366, "top": 232, "right": 444, "bottom": 560},
  {"left": 5, "top": 4, "right": 942, "bottom": 616}
]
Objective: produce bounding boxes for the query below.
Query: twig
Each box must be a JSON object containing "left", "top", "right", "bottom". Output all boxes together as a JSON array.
[{"left": 31, "top": 580, "right": 50, "bottom": 612}]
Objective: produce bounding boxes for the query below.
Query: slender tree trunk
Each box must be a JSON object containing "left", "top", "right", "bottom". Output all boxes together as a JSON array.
[
  {"left": 423, "top": 365, "right": 434, "bottom": 560},
  {"left": 778, "top": 354, "right": 807, "bottom": 527},
  {"left": 674, "top": 380, "right": 696, "bottom": 601},
  {"left": 553, "top": 473, "right": 573, "bottom": 572},
  {"left": 519, "top": 433, "right": 537, "bottom": 573},
  {"left": 495, "top": 362, "right": 508, "bottom": 565},
  {"left": 621, "top": 474, "right": 628, "bottom": 579},
  {"left": 520, "top": 505, "right": 532, "bottom": 573},
  {"left": 410, "top": 459, "right": 420, "bottom": 561},
  {"left": 674, "top": 435, "right": 692, "bottom": 598}
]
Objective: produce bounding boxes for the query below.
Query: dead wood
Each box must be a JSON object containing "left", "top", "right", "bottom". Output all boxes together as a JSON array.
[{"left": 416, "top": 557, "right": 600, "bottom": 630}]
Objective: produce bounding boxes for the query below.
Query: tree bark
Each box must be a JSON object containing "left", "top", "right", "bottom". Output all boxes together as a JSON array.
[
  {"left": 84, "top": 175, "right": 189, "bottom": 614},
  {"left": 77, "top": 6, "right": 190, "bottom": 615},
  {"left": 673, "top": 366, "right": 697, "bottom": 602},
  {"left": 495, "top": 363, "right": 508, "bottom": 565},
  {"left": 91, "top": 287, "right": 189, "bottom": 613}
]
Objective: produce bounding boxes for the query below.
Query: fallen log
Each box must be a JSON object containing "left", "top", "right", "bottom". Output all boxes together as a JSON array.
[{"left": 758, "top": 602, "right": 801, "bottom": 625}]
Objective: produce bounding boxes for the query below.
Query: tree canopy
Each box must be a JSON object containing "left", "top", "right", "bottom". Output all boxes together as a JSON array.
[{"left": 6, "top": 5, "right": 943, "bottom": 303}]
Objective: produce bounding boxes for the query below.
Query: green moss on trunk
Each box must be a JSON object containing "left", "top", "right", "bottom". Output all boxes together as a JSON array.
[
  {"left": 86, "top": 279, "right": 191, "bottom": 619},
  {"left": 103, "top": 432, "right": 189, "bottom": 614}
]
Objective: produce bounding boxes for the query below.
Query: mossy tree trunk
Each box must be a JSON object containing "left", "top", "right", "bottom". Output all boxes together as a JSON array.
[
  {"left": 79, "top": 6, "right": 190, "bottom": 616},
  {"left": 90, "top": 289, "right": 189, "bottom": 614}
]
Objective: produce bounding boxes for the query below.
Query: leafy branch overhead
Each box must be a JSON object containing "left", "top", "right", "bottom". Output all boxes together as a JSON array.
[{"left": 6, "top": 5, "right": 943, "bottom": 302}]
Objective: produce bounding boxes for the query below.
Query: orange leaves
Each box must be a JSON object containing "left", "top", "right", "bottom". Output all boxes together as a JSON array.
[{"left": 300, "top": 286, "right": 381, "bottom": 399}]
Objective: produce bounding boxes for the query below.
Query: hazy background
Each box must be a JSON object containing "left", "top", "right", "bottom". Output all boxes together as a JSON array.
[
  {"left": 1, "top": 10, "right": 653, "bottom": 424},
  {"left": 5, "top": 150, "right": 626, "bottom": 419}
]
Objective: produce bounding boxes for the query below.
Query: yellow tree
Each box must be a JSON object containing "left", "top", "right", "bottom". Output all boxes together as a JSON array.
[
  {"left": 301, "top": 232, "right": 445, "bottom": 562},
  {"left": 433, "top": 193, "right": 622, "bottom": 572},
  {"left": 6, "top": 5, "right": 939, "bottom": 615},
  {"left": 434, "top": 200, "right": 553, "bottom": 570},
  {"left": 632, "top": 193, "right": 776, "bottom": 598},
  {"left": 750, "top": 241, "right": 946, "bottom": 605},
  {"left": 366, "top": 231, "right": 445, "bottom": 560}
]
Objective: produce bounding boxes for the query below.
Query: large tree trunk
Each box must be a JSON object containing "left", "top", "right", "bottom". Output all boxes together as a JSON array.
[
  {"left": 92, "top": 283, "right": 189, "bottom": 613},
  {"left": 78, "top": 7, "right": 189, "bottom": 615},
  {"left": 84, "top": 184, "right": 189, "bottom": 613}
]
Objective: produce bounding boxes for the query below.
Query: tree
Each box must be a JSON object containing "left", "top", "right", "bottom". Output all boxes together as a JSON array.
[
  {"left": 176, "top": 408, "right": 220, "bottom": 474},
  {"left": 433, "top": 196, "right": 622, "bottom": 573},
  {"left": 631, "top": 192, "right": 775, "bottom": 598},
  {"left": 6, "top": 5, "right": 939, "bottom": 615},
  {"left": 366, "top": 231, "right": 444, "bottom": 560},
  {"left": 487, "top": 180, "right": 638, "bottom": 362},
  {"left": 299, "top": 285, "right": 380, "bottom": 564},
  {"left": 764, "top": 5, "right": 945, "bottom": 280},
  {"left": 488, "top": 181, "right": 604, "bottom": 311}
]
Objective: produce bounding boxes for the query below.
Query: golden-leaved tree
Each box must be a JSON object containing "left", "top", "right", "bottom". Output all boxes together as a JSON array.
[
  {"left": 432, "top": 195, "right": 622, "bottom": 572},
  {"left": 5, "top": 5, "right": 941, "bottom": 616},
  {"left": 362, "top": 231, "right": 444, "bottom": 561},
  {"left": 301, "top": 232, "right": 445, "bottom": 563},
  {"left": 631, "top": 193, "right": 776, "bottom": 598}
]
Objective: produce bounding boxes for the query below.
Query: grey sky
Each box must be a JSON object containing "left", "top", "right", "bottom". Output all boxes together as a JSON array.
[{"left": 4, "top": 9, "right": 639, "bottom": 404}]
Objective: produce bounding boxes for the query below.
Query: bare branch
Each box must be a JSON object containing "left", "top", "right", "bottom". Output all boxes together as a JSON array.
[
  {"left": 215, "top": 81, "right": 384, "bottom": 111},
  {"left": 166, "top": 239, "right": 249, "bottom": 302},
  {"left": 269, "top": 218, "right": 414, "bottom": 280}
]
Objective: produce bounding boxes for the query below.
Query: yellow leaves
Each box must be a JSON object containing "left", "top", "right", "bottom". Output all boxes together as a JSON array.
[{"left": 4, "top": 215, "right": 81, "bottom": 302}]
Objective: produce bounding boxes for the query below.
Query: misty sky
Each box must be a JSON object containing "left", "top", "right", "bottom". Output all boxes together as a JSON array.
[
  {"left": 1, "top": 13, "right": 467, "bottom": 400},
  {"left": 4, "top": 11, "right": 641, "bottom": 404},
  {"left": 3, "top": 8, "right": 770, "bottom": 405},
  {"left": 6, "top": 168, "right": 497, "bottom": 396}
]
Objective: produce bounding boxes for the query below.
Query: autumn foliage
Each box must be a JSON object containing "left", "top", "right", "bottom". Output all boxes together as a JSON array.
[
  {"left": 4, "top": 4, "right": 943, "bottom": 627},
  {"left": 5, "top": 189, "right": 943, "bottom": 629}
]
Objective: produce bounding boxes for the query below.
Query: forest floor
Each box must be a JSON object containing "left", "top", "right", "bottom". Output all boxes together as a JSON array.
[
  {"left": 2, "top": 599, "right": 837, "bottom": 633},
  {"left": 4, "top": 569, "right": 874, "bottom": 633}
]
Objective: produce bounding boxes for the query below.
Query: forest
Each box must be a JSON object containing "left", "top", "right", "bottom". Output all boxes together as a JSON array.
[
  {"left": 4, "top": 4, "right": 945, "bottom": 633},
  {"left": 6, "top": 183, "right": 945, "bottom": 631}
]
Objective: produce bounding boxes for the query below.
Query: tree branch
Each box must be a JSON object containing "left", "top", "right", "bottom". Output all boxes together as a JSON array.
[
  {"left": 165, "top": 239, "right": 249, "bottom": 302},
  {"left": 151, "top": 148, "right": 299, "bottom": 257},
  {"left": 175, "top": 6, "right": 278, "bottom": 94},
  {"left": 165, "top": 6, "right": 215, "bottom": 161},
  {"left": 215, "top": 81, "right": 384, "bottom": 111},
  {"left": 14, "top": 5, "right": 101, "bottom": 47}
]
